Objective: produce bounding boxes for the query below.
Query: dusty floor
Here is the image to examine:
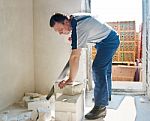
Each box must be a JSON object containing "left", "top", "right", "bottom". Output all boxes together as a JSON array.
[
  {"left": 1, "top": 90, "right": 150, "bottom": 121},
  {"left": 84, "top": 90, "right": 150, "bottom": 121}
]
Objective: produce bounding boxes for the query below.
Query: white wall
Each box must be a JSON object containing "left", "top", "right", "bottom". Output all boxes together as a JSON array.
[
  {"left": 0, "top": 0, "right": 86, "bottom": 110},
  {"left": 33, "top": 0, "right": 83, "bottom": 94},
  {"left": 0, "top": 0, "right": 34, "bottom": 110}
]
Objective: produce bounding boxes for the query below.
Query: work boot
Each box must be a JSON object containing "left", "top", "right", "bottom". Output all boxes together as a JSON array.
[
  {"left": 109, "top": 96, "right": 111, "bottom": 101},
  {"left": 85, "top": 106, "right": 106, "bottom": 120}
]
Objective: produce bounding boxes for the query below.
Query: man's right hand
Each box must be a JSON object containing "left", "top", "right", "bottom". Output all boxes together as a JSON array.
[{"left": 58, "top": 79, "right": 73, "bottom": 89}]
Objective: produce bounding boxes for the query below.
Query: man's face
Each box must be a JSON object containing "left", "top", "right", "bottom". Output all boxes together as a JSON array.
[{"left": 53, "top": 20, "right": 71, "bottom": 35}]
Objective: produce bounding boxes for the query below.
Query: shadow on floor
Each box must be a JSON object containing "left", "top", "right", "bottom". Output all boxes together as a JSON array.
[{"left": 85, "top": 90, "right": 125, "bottom": 110}]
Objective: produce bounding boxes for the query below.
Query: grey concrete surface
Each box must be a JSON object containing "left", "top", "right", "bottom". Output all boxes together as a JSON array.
[{"left": 84, "top": 91, "right": 150, "bottom": 121}]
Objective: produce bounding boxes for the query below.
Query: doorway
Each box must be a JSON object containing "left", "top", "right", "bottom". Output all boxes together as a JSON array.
[{"left": 90, "top": 0, "right": 144, "bottom": 94}]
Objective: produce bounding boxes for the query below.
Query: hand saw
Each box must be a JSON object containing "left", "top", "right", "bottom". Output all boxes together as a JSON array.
[{"left": 46, "top": 61, "right": 69, "bottom": 100}]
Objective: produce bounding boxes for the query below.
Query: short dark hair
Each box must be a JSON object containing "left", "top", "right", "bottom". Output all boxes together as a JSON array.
[{"left": 49, "top": 13, "right": 68, "bottom": 27}]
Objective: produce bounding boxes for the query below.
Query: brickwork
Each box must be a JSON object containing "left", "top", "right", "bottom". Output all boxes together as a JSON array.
[{"left": 92, "top": 21, "right": 141, "bottom": 63}]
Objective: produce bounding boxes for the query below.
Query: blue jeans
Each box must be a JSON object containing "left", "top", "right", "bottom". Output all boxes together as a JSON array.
[{"left": 92, "top": 30, "right": 120, "bottom": 106}]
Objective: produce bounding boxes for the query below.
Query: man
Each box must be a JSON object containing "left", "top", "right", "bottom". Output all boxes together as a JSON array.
[{"left": 49, "top": 13, "right": 120, "bottom": 120}]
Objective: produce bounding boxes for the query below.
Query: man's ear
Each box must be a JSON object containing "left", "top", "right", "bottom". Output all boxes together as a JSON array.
[{"left": 64, "top": 19, "right": 69, "bottom": 25}]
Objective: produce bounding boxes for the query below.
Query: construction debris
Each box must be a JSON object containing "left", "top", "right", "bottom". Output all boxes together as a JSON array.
[{"left": 0, "top": 93, "right": 54, "bottom": 121}]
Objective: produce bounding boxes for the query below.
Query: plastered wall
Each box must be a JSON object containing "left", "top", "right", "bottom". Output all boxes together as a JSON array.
[
  {"left": 0, "top": 0, "right": 86, "bottom": 110},
  {"left": 0, "top": 0, "right": 34, "bottom": 110}
]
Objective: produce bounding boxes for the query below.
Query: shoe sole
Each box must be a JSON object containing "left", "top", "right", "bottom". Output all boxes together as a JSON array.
[{"left": 85, "top": 110, "right": 106, "bottom": 120}]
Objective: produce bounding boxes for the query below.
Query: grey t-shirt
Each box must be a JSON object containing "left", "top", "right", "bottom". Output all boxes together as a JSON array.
[{"left": 73, "top": 16, "right": 112, "bottom": 48}]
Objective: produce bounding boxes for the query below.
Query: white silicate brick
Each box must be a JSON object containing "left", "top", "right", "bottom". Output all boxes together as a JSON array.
[
  {"left": 55, "top": 93, "right": 84, "bottom": 121},
  {"left": 28, "top": 100, "right": 50, "bottom": 111},
  {"left": 55, "top": 82, "right": 84, "bottom": 96}
]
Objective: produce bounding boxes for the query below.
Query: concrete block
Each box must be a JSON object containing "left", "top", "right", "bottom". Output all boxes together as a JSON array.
[
  {"left": 25, "top": 93, "right": 41, "bottom": 98},
  {"left": 31, "top": 110, "right": 39, "bottom": 121},
  {"left": 0, "top": 114, "right": 7, "bottom": 121},
  {"left": 23, "top": 96, "right": 31, "bottom": 102},
  {"left": 55, "top": 94, "right": 84, "bottom": 121},
  {"left": 6, "top": 111, "right": 32, "bottom": 121},
  {"left": 28, "top": 100, "right": 50, "bottom": 111},
  {"left": 55, "top": 82, "right": 84, "bottom": 96},
  {"left": 55, "top": 112, "right": 72, "bottom": 121},
  {"left": 23, "top": 97, "right": 41, "bottom": 108},
  {"left": 31, "top": 108, "right": 51, "bottom": 121},
  {"left": 37, "top": 111, "right": 51, "bottom": 121}
]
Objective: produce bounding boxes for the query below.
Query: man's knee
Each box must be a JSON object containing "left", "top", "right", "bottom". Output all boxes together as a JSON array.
[{"left": 92, "top": 64, "right": 106, "bottom": 73}]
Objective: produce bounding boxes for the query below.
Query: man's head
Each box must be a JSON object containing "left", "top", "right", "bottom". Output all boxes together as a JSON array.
[{"left": 50, "top": 13, "right": 71, "bottom": 35}]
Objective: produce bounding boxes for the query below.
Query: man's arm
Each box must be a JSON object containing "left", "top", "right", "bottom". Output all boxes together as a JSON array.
[
  {"left": 68, "top": 48, "right": 82, "bottom": 81},
  {"left": 58, "top": 48, "right": 81, "bottom": 88}
]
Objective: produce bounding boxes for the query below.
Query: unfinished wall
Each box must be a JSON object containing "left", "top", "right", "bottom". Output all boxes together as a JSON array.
[
  {"left": 147, "top": 0, "right": 150, "bottom": 98},
  {"left": 0, "top": 0, "right": 34, "bottom": 110},
  {"left": 143, "top": 0, "right": 150, "bottom": 98},
  {"left": 34, "top": 0, "right": 83, "bottom": 94}
]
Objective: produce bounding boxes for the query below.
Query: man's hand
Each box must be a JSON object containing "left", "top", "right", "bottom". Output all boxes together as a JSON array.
[{"left": 58, "top": 79, "right": 73, "bottom": 89}]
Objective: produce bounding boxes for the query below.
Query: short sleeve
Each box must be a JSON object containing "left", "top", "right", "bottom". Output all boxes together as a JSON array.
[
  {"left": 77, "top": 29, "right": 88, "bottom": 48},
  {"left": 71, "top": 18, "right": 77, "bottom": 49}
]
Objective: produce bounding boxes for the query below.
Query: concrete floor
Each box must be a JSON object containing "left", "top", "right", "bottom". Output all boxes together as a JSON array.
[
  {"left": 84, "top": 91, "right": 150, "bottom": 121},
  {"left": 1, "top": 89, "right": 150, "bottom": 121}
]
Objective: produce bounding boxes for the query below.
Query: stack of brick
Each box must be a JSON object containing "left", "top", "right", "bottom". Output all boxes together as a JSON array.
[
  {"left": 55, "top": 82, "right": 85, "bottom": 121},
  {"left": 107, "top": 21, "right": 137, "bottom": 63},
  {"left": 54, "top": 49, "right": 86, "bottom": 121},
  {"left": 22, "top": 93, "right": 51, "bottom": 111},
  {"left": 55, "top": 94, "right": 84, "bottom": 121},
  {"left": 22, "top": 93, "right": 53, "bottom": 121}
]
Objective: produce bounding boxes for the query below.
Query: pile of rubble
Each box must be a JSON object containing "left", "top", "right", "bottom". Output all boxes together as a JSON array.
[{"left": 0, "top": 93, "right": 55, "bottom": 121}]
